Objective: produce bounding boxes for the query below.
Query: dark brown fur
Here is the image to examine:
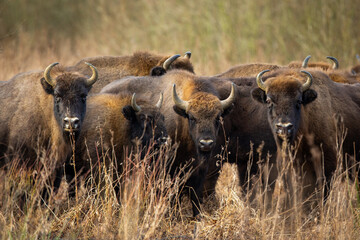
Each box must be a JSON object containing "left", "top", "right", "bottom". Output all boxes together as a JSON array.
[
  {"left": 100, "top": 70, "right": 234, "bottom": 216},
  {"left": 252, "top": 68, "right": 360, "bottom": 206},
  {"left": 65, "top": 93, "right": 167, "bottom": 194},
  {"left": 0, "top": 65, "right": 96, "bottom": 200},
  {"left": 68, "top": 51, "right": 194, "bottom": 94}
]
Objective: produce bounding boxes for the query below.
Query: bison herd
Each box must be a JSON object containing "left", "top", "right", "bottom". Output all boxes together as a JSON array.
[{"left": 1, "top": 51, "right": 360, "bottom": 217}]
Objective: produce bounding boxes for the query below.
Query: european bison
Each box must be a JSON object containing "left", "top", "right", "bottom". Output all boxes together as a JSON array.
[
  {"left": 0, "top": 62, "right": 98, "bottom": 197},
  {"left": 252, "top": 68, "right": 360, "bottom": 206},
  {"left": 100, "top": 69, "right": 236, "bottom": 216},
  {"left": 68, "top": 51, "right": 194, "bottom": 94},
  {"left": 203, "top": 76, "right": 278, "bottom": 197},
  {"left": 65, "top": 92, "right": 168, "bottom": 195}
]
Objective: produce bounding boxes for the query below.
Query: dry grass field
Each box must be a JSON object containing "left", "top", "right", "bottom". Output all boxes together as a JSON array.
[{"left": 1, "top": 0, "right": 360, "bottom": 239}]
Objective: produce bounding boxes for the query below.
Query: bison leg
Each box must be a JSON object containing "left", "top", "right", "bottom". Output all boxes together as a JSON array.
[{"left": 186, "top": 165, "right": 208, "bottom": 217}]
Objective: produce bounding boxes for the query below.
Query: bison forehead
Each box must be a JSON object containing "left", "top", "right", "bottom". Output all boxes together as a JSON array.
[
  {"left": 267, "top": 76, "right": 303, "bottom": 95},
  {"left": 187, "top": 93, "right": 222, "bottom": 116},
  {"left": 55, "top": 73, "right": 88, "bottom": 91}
]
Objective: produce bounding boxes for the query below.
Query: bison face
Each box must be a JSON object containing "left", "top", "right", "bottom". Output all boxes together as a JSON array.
[
  {"left": 252, "top": 70, "right": 317, "bottom": 146},
  {"left": 172, "top": 84, "right": 235, "bottom": 159},
  {"left": 122, "top": 94, "right": 168, "bottom": 149},
  {"left": 40, "top": 62, "right": 98, "bottom": 138}
]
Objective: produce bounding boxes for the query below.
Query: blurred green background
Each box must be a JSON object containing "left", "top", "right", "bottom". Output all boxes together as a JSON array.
[{"left": 0, "top": 0, "right": 359, "bottom": 75}]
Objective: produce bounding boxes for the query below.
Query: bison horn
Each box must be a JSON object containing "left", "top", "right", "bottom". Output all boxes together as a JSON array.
[
  {"left": 184, "top": 51, "right": 192, "bottom": 59},
  {"left": 302, "top": 55, "right": 311, "bottom": 68},
  {"left": 172, "top": 84, "right": 189, "bottom": 111},
  {"left": 84, "top": 62, "right": 98, "bottom": 87},
  {"left": 220, "top": 83, "right": 236, "bottom": 110},
  {"left": 131, "top": 93, "right": 141, "bottom": 112},
  {"left": 356, "top": 54, "right": 360, "bottom": 63},
  {"left": 155, "top": 92, "right": 164, "bottom": 109},
  {"left": 44, "top": 62, "right": 59, "bottom": 87},
  {"left": 326, "top": 56, "right": 339, "bottom": 69},
  {"left": 256, "top": 70, "right": 270, "bottom": 91},
  {"left": 300, "top": 70, "right": 313, "bottom": 91},
  {"left": 163, "top": 54, "right": 181, "bottom": 70}
]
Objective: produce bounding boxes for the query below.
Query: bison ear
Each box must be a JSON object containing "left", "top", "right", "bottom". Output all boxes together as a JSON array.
[
  {"left": 122, "top": 105, "right": 136, "bottom": 121},
  {"left": 173, "top": 106, "right": 188, "bottom": 119},
  {"left": 302, "top": 89, "right": 317, "bottom": 105},
  {"left": 251, "top": 88, "right": 266, "bottom": 103},
  {"left": 40, "top": 77, "right": 54, "bottom": 95},
  {"left": 150, "top": 66, "right": 167, "bottom": 76}
]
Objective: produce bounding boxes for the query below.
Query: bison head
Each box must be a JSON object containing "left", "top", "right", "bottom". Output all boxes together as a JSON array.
[
  {"left": 252, "top": 70, "right": 317, "bottom": 145},
  {"left": 122, "top": 93, "right": 168, "bottom": 148},
  {"left": 172, "top": 83, "right": 235, "bottom": 158},
  {"left": 40, "top": 62, "right": 98, "bottom": 138},
  {"left": 161, "top": 51, "right": 195, "bottom": 74}
]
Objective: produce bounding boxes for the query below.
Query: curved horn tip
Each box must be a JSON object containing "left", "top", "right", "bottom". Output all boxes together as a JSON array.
[
  {"left": 302, "top": 55, "right": 311, "bottom": 68},
  {"left": 163, "top": 54, "right": 181, "bottom": 70},
  {"left": 300, "top": 70, "right": 313, "bottom": 91},
  {"left": 156, "top": 92, "right": 164, "bottom": 109},
  {"left": 84, "top": 62, "right": 95, "bottom": 68},
  {"left": 131, "top": 93, "right": 141, "bottom": 112},
  {"left": 220, "top": 82, "right": 236, "bottom": 110},
  {"left": 44, "top": 62, "right": 60, "bottom": 86},
  {"left": 326, "top": 56, "right": 339, "bottom": 69},
  {"left": 172, "top": 83, "right": 188, "bottom": 110},
  {"left": 184, "top": 51, "right": 191, "bottom": 59},
  {"left": 256, "top": 69, "right": 270, "bottom": 91},
  {"left": 84, "top": 62, "right": 99, "bottom": 86},
  {"left": 45, "top": 62, "right": 60, "bottom": 70}
]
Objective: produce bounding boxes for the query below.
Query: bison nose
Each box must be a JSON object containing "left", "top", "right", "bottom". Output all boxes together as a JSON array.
[
  {"left": 276, "top": 122, "right": 294, "bottom": 136},
  {"left": 158, "top": 136, "right": 169, "bottom": 145},
  {"left": 199, "top": 139, "right": 214, "bottom": 151},
  {"left": 64, "top": 117, "right": 80, "bottom": 131}
]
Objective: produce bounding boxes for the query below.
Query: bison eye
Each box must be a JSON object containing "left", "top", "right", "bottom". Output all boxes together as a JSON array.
[
  {"left": 296, "top": 100, "right": 302, "bottom": 109},
  {"left": 266, "top": 97, "right": 272, "bottom": 104},
  {"left": 189, "top": 115, "right": 196, "bottom": 124},
  {"left": 55, "top": 96, "right": 62, "bottom": 103},
  {"left": 139, "top": 115, "right": 146, "bottom": 121},
  {"left": 81, "top": 94, "right": 87, "bottom": 103}
]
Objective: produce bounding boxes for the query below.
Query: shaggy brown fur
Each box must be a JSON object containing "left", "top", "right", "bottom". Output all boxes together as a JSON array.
[
  {"left": 0, "top": 67, "right": 93, "bottom": 166},
  {"left": 0, "top": 64, "right": 96, "bottom": 200},
  {"left": 215, "top": 63, "right": 281, "bottom": 78},
  {"left": 68, "top": 51, "right": 194, "bottom": 94},
  {"left": 100, "top": 70, "right": 235, "bottom": 216},
  {"left": 202, "top": 76, "right": 277, "bottom": 204},
  {"left": 288, "top": 58, "right": 360, "bottom": 84},
  {"left": 69, "top": 93, "right": 167, "bottom": 192},
  {"left": 351, "top": 64, "right": 360, "bottom": 75},
  {"left": 252, "top": 68, "right": 360, "bottom": 207},
  {"left": 288, "top": 61, "right": 333, "bottom": 70}
]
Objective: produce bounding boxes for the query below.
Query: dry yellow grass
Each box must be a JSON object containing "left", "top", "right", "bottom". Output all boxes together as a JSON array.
[
  {"left": 0, "top": 124, "right": 359, "bottom": 239},
  {"left": 1, "top": 1, "right": 360, "bottom": 238}
]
